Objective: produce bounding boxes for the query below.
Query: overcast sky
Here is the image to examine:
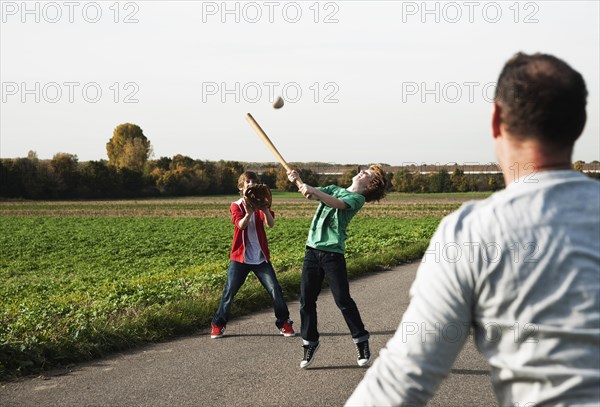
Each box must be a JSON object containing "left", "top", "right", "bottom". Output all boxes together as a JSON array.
[{"left": 1, "top": 0, "right": 598, "bottom": 166}]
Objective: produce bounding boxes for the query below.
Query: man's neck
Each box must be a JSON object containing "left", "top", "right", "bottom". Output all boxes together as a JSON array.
[
  {"left": 502, "top": 161, "right": 571, "bottom": 184},
  {"left": 499, "top": 140, "right": 572, "bottom": 185}
]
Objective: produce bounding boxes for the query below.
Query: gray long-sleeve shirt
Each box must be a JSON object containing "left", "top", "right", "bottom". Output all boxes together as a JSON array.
[{"left": 346, "top": 170, "right": 600, "bottom": 407}]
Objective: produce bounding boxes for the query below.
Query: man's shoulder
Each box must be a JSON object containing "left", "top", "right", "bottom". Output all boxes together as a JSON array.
[
  {"left": 436, "top": 193, "right": 503, "bottom": 241},
  {"left": 438, "top": 171, "right": 600, "bottom": 240}
]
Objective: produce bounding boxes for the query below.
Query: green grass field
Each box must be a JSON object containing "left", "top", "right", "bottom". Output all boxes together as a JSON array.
[{"left": 0, "top": 192, "right": 490, "bottom": 379}]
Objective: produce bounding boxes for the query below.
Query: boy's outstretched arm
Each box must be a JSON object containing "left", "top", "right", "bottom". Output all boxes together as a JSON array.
[{"left": 287, "top": 170, "right": 348, "bottom": 209}]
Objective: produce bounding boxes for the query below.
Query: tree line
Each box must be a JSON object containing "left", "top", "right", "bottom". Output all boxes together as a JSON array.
[
  {"left": 0, "top": 155, "right": 509, "bottom": 199},
  {"left": 1, "top": 123, "right": 596, "bottom": 199}
]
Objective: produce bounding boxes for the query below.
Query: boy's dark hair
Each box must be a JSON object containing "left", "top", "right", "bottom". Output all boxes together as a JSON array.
[
  {"left": 494, "top": 52, "right": 587, "bottom": 148},
  {"left": 237, "top": 171, "right": 259, "bottom": 193},
  {"left": 363, "top": 165, "right": 387, "bottom": 203}
]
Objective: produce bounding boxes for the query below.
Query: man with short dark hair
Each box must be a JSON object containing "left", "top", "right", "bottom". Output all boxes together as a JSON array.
[{"left": 346, "top": 53, "right": 600, "bottom": 406}]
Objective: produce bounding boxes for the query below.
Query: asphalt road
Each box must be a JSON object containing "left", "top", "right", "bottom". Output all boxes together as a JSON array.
[{"left": 0, "top": 261, "right": 496, "bottom": 406}]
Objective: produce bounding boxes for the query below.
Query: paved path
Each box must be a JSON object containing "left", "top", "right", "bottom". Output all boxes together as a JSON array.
[{"left": 1, "top": 262, "right": 496, "bottom": 406}]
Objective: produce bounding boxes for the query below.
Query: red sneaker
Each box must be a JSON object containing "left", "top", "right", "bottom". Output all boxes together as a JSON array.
[
  {"left": 211, "top": 323, "right": 225, "bottom": 339},
  {"left": 280, "top": 320, "right": 296, "bottom": 337}
]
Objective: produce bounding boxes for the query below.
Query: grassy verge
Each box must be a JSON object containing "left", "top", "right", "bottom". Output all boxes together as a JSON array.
[{"left": 0, "top": 240, "right": 429, "bottom": 381}]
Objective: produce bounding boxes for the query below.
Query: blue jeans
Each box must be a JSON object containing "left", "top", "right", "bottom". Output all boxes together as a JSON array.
[
  {"left": 212, "top": 260, "right": 290, "bottom": 328},
  {"left": 300, "top": 247, "right": 369, "bottom": 345}
]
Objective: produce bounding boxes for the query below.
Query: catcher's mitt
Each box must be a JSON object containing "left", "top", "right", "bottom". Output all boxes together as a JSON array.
[{"left": 244, "top": 184, "right": 272, "bottom": 209}]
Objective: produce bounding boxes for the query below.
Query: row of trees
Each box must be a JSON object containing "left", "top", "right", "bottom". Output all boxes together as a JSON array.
[
  {"left": 1, "top": 124, "right": 248, "bottom": 199},
  {"left": 391, "top": 168, "right": 505, "bottom": 193},
  {"left": 0, "top": 153, "right": 508, "bottom": 199},
  {"left": 2, "top": 122, "right": 596, "bottom": 199},
  {"left": 0, "top": 152, "right": 250, "bottom": 199}
]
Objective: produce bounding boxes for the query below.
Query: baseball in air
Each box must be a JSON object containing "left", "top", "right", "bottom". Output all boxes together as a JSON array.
[{"left": 273, "top": 96, "right": 284, "bottom": 109}]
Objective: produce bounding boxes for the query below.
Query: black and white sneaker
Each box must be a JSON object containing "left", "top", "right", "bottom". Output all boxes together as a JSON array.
[
  {"left": 356, "top": 340, "right": 371, "bottom": 367},
  {"left": 300, "top": 343, "right": 320, "bottom": 369}
]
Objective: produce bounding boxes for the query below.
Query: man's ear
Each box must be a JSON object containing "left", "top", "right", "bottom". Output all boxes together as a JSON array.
[{"left": 492, "top": 102, "right": 502, "bottom": 139}]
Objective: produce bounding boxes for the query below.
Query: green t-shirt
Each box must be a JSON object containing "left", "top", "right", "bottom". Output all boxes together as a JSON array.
[{"left": 306, "top": 185, "right": 365, "bottom": 254}]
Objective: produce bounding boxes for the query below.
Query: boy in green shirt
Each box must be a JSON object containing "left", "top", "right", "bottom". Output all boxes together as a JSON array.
[{"left": 287, "top": 165, "right": 387, "bottom": 369}]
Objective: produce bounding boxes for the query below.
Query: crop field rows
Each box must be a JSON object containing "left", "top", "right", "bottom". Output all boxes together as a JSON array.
[{"left": 0, "top": 192, "right": 490, "bottom": 379}]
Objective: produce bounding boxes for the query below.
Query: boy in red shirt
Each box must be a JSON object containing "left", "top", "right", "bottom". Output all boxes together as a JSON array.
[{"left": 211, "top": 171, "right": 295, "bottom": 338}]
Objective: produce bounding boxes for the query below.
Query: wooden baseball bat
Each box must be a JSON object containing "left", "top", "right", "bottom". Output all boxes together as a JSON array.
[{"left": 245, "top": 113, "right": 303, "bottom": 188}]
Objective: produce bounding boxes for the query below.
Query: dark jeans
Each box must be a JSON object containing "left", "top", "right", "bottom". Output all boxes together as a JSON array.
[
  {"left": 300, "top": 247, "right": 369, "bottom": 345},
  {"left": 212, "top": 260, "right": 290, "bottom": 328}
]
